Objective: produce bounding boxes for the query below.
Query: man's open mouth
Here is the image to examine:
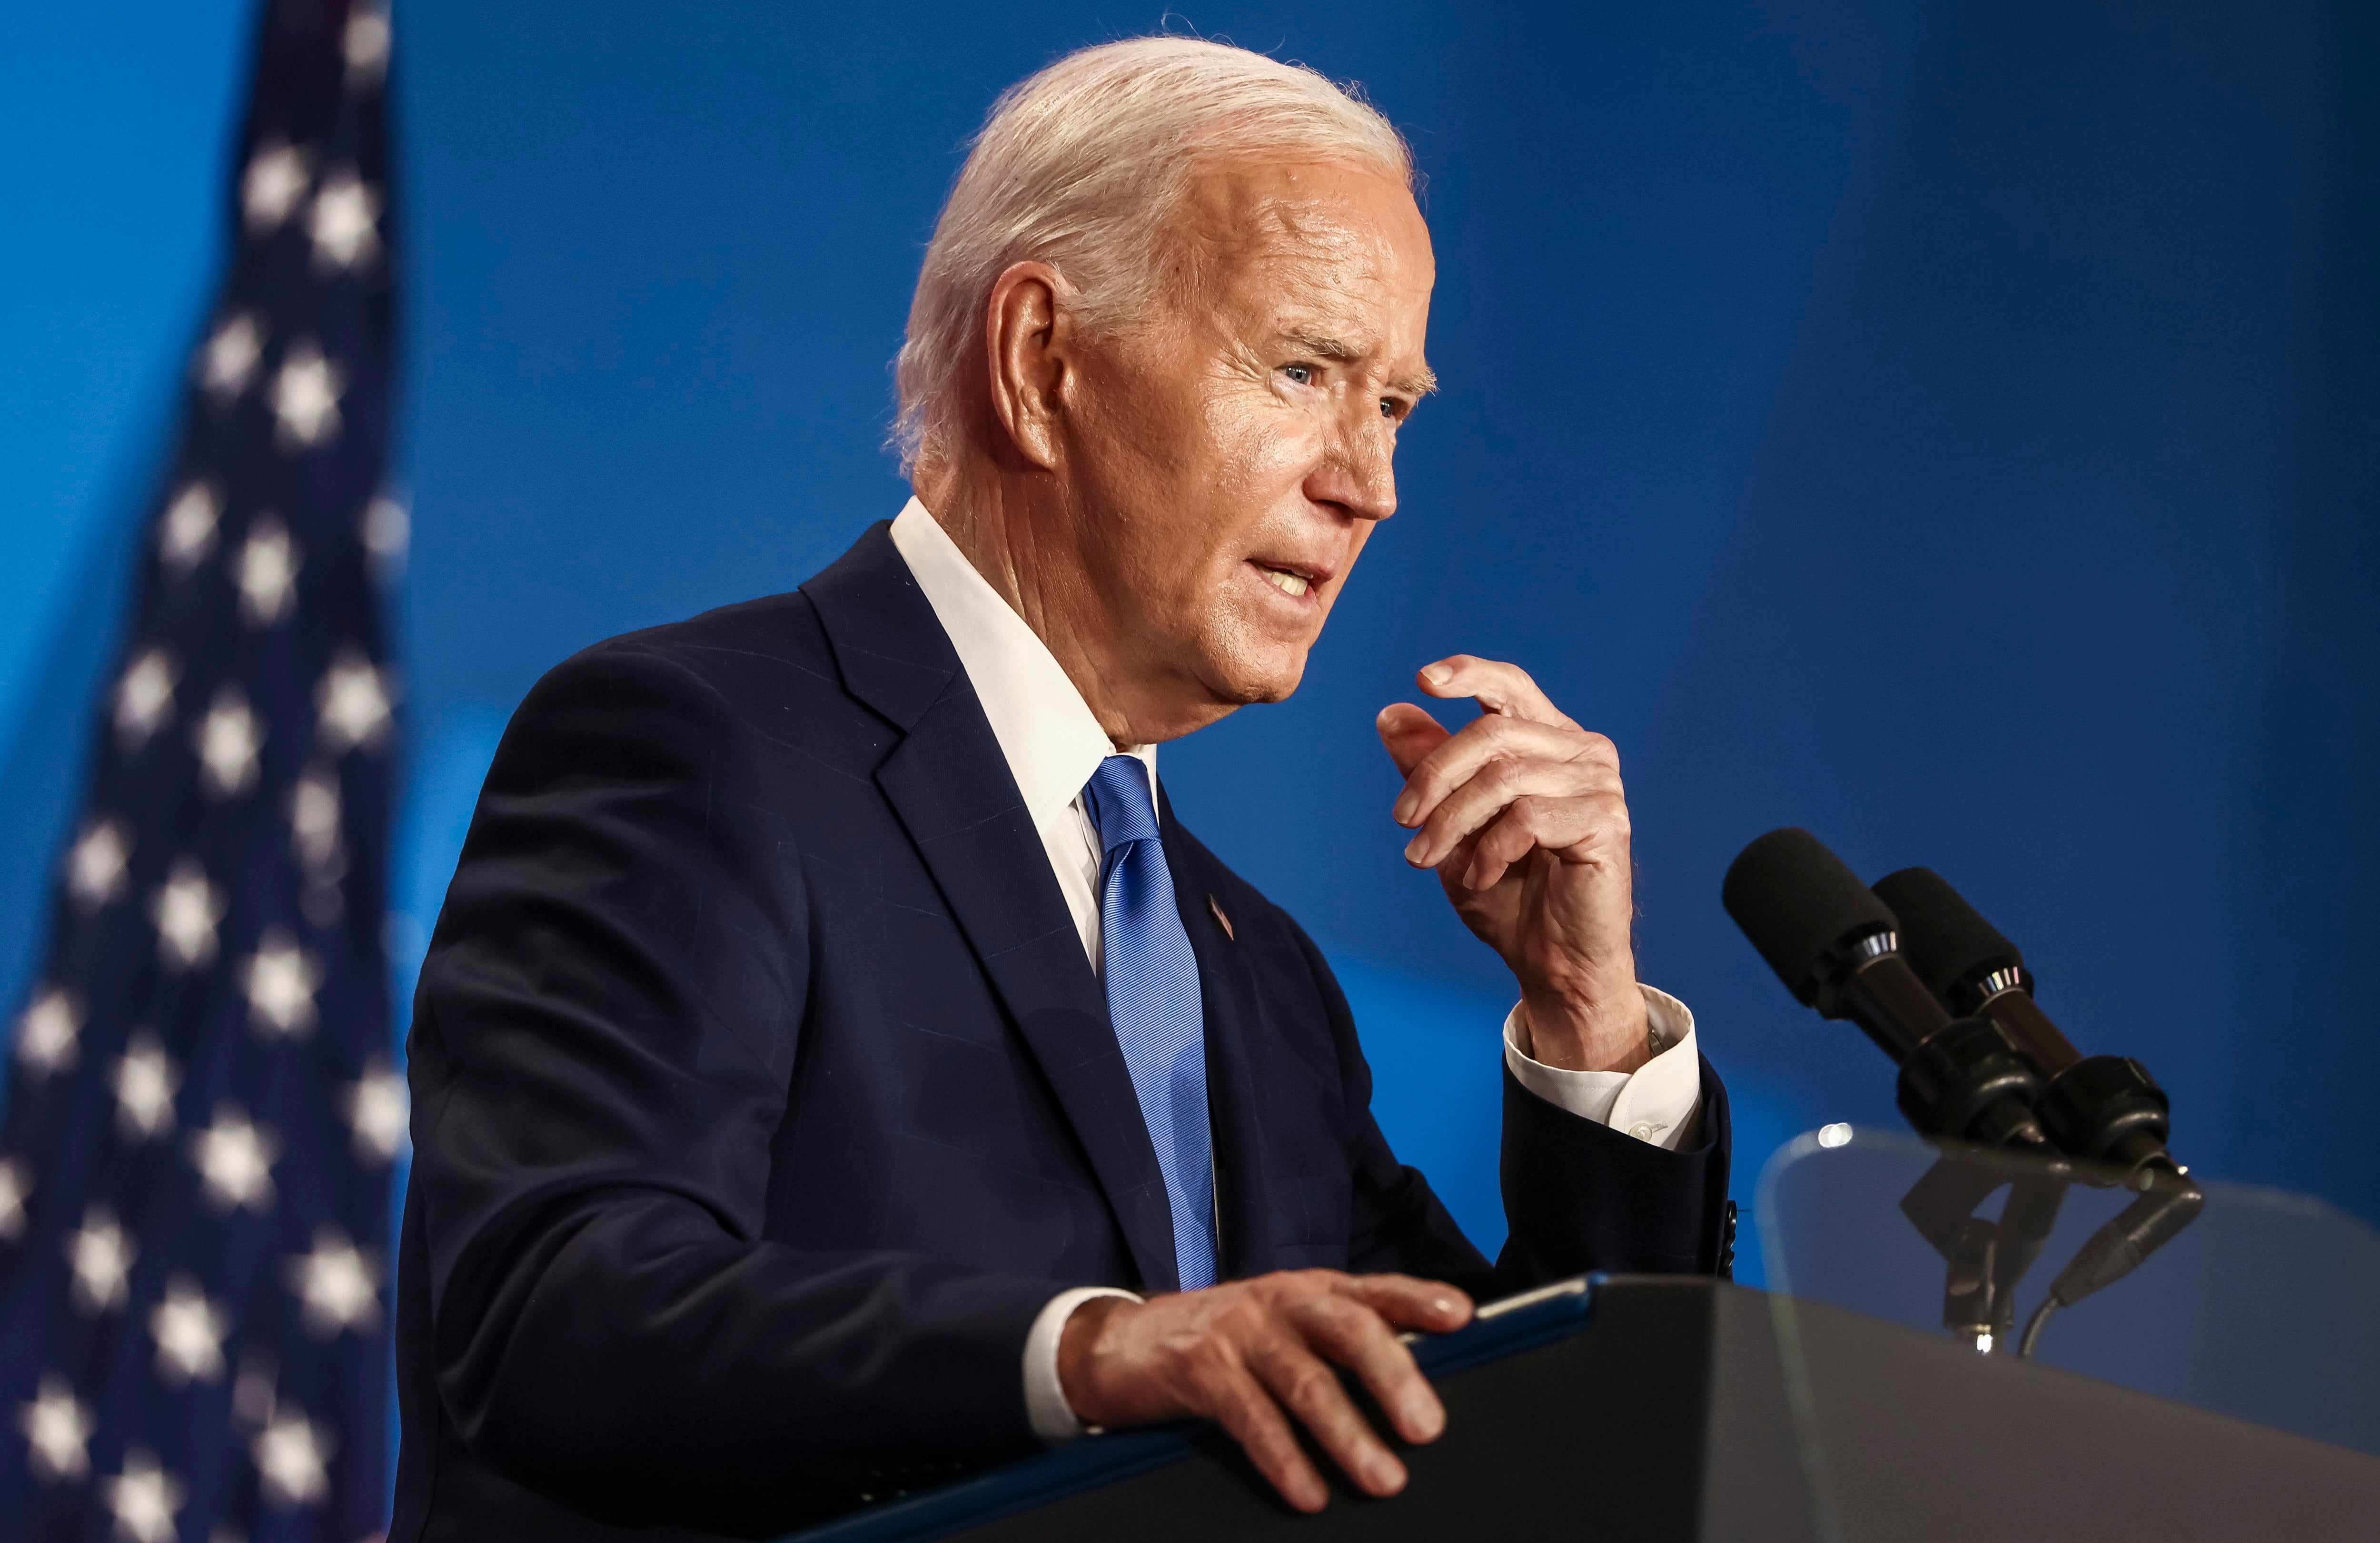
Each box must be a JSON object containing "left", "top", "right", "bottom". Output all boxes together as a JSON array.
[{"left": 1251, "top": 560, "right": 1323, "bottom": 599}]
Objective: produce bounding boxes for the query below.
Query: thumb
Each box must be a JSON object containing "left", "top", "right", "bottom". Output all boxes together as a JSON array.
[{"left": 1376, "top": 702, "right": 1451, "bottom": 779}]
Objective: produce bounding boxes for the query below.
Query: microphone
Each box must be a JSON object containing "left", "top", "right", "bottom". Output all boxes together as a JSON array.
[
  {"left": 1723, "top": 830, "right": 2047, "bottom": 1149},
  {"left": 1869, "top": 867, "right": 2177, "bottom": 1179}
]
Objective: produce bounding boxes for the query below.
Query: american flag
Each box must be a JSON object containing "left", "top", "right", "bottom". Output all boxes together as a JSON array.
[{"left": 0, "top": 2, "right": 404, "bottom": 1538}]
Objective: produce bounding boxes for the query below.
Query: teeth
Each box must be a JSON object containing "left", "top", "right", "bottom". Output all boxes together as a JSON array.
[{"left": 1262, "top": 568, "right": 1310, "bottom": 598}]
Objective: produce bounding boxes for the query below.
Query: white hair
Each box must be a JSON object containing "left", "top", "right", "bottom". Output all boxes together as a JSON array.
[{"left": 893, "top": 37, "right": 1413, "bottom": 472}]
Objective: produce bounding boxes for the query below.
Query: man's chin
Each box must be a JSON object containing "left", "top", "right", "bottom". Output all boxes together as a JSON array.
[{"left": 1202, "top": 648, "right": 1310, "bottom": 708}]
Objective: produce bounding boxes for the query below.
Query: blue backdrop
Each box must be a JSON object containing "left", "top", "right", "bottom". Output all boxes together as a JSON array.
[{"left": 6, "top": 0, "right": 2375, "bottom": 1279}]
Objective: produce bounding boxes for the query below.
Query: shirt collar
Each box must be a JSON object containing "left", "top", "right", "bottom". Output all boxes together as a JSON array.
[{"left": 887, "top": 496, "right": 1157, "bottom": 820}]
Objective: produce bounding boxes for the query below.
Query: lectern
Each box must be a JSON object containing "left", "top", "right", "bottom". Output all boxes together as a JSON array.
[{"left": 787, "top": 1131, "right": 2380, "bottom": 1543}]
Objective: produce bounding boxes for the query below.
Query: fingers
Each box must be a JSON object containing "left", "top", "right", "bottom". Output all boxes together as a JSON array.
[
  {"left": 1386, "top": 659, "right": 1602, "bottom": 860},
  {"left": 1375, "top": 702, "right": 1450, "bottom": 779},
  {"left": 1207, "top": 1360, "right": 1334, "bottom": 1513},
  {"left": 1392, "top": 712, "right": 1615, "bottom": 832},
  {"left": 1248, "top": 1335, "right": 1409, "bottom": 1502},
  {"left": 1415, "top": 655, "right": 1578, "bottom": 730},
  {"left": 1403, "top": 763, "right": 1616, "bottom": 874},
  {"left": 1288, "top": 1293, "right": 1446, "bottom": 1445},
  {"left": 1210, "top": 1273, "right": 1469, "bottom": 1511},
  {"left": 1395, "top": 737, "right": 1621, "bottom": 876},
  {"left": 1338, "top": 1272, "right": 1475, "bottom": 1334},
  {"left": 1379, "top": 653, "right": 1581, "bottom": 789},
  {"left": 1240, "top": 1276, "right": 1467, "bottom": 1504},
  {"left": 1079, "top": 1272, "right": 1475, "bottom": 1514},
  {"left": 1457, "top": 792, "right": 1630, "bottom": 890}
]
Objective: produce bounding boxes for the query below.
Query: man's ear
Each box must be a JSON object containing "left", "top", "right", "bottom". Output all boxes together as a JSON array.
[{"left": 982, "top": 261, "right": 1073, "bottom": 471}]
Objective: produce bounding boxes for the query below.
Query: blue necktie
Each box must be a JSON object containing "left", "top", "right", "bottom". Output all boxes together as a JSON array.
[{"left": 1081, "top": 754, "right": 1218, "bottom": 1291}]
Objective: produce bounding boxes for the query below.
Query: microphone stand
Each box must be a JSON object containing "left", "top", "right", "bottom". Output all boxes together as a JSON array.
[
  {"left": 1892, "top": 1139, "right": 2203, "bottom": 1359},
  {"left": 1898, "top": 1146, "right": 2071, "bottom": 1354}
]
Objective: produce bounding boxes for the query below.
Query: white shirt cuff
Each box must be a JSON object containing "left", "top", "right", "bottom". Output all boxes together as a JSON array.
[
  {"left": 1501, "top": 984, "right": 1704, "bottom": 1152},
  {"left": 1022, "top": 1286, "right": 1143, "bottom": 1444}
]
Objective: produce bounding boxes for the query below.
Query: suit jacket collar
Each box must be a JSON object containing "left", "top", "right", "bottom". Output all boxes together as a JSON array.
[
  {"left": 885, "top": 497, "right": 1155, "bottom": 831},
  {"left": 797, "top": 520, "right": 956, "bottom": 732},
  {"left": 801, "top": 524, "right": 1186, "bottom": 1290}
]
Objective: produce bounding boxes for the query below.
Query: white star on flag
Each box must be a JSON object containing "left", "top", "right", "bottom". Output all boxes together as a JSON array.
[
  {"left": 199, "top": 311, "right": 265, "bottom": 399},
  {"left": 0, "top": 1157, "right": 31, "bottom": 1242},
  {"left": 67, "top": 1204, "right": 136, "bottom": 1315},
  {"left": 290, "top": 762, "right": 342, "bottom": 869},
  {"left": 15, "top": 986, "right": 83, "bottom": 1079},
  {"left": 151, "top": 858, "right": 227, "bottom": 970},
  {"left": 17, "top": 1375, "right": 93, "bottom": 1483},
  {"left": 241, "top": 140, "right": 311, "bottom": 233},
  {"left": 103, "top": 1449, "right": 187, "bottom": 1543},
  {"left": 113, "top": 647, "right": 179, "bottom": 748},
  {"left": 149, "top": 1275, "right": 230, "bottom": 1385},
  {"left": 268, "top": 340, "right": 344, "bottom": 450},
  {"left": 67, "top": 818, "right": 133, "bottom": 910},
  {"left": 317, "top": 648, "right": 394, "bottom": 752},
  {"left": 253, "top": 1406, "right": 334, "bottom": 1509},
  {"left": 111, "top": 1030, "right": 182, "bottom": 1142},
  {"left": 342, "top": 1061, "right": 410, "bottom": 1164},
  {"left": 195, "top": 686, "right": 265, "bottom": 799},
  {"left": 287, "top": 1226, "right": 382, "bottom": 1337},
  {"left": 158, "top": 482, "right": 222, "bottom": 570},
  {"left": 235, "top": 514, "right": 303, "bottom": 626},
  {"left": 344, "top": 6, "right": 390, "bottom": 87},
  {"left": 307, "top": 168, "right": 381, "bottom": 270},
  {"left": 190, "top": 1105, "right": 279, "bottom": 1213},
  {"left": 240, "top": 930, "right": 324, "bottom": 1038}
]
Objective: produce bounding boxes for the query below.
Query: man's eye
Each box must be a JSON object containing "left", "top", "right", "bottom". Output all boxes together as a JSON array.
[{"left": 1280, "top": 363, "right": 1314, "bottom": 386}]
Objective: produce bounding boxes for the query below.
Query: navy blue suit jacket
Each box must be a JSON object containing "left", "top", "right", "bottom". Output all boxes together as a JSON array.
[{"left": 390, "top": 524, "right": 1733, "bottom": 1541}]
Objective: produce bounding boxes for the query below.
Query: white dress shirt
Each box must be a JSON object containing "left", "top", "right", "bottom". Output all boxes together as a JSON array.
[{"left": 886, "top": 497, "right": 1705, "bottom": 1442}]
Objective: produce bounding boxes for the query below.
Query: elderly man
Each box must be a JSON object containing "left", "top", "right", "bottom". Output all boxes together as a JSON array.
[{"left": 391, "top": 36, "right": 1730, "bottom": 1542}]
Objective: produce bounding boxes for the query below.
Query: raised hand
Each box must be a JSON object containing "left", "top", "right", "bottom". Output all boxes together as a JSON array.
[
  {"left": 1377, "top": 655, "right": 1649, "bottom": 1074},
  {"left": 1057, "top": 1271, "right": 1472, "bottom": 1512}
]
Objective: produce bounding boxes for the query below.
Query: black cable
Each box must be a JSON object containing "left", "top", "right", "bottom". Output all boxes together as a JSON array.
[{"left": 2014, "top": 1169, "right": 2203, "bottom": 1360}]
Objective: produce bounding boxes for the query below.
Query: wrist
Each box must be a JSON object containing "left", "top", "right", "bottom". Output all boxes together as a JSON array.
[
  {"left": 1519, "top": 978, "right": 1650, "bottom": 1075},
  {"left": 1055, "top": 1294, "right": 1133, "bottom": 1425}
]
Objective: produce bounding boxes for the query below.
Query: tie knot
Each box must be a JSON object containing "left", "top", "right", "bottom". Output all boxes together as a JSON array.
[{"left": 1082, "top": 754, "right": 1160, "bottom": 852}]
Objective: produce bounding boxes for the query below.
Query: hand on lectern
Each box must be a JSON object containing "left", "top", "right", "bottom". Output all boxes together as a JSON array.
[
  {"left": 1056, "top": 1270, "right": 1473, "bottom": 1512},
  {"left": 1378, "top": 654, "right": 1651, "bottom": 1076}
]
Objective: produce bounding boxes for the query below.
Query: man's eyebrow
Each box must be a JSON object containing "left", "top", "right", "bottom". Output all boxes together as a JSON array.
[
  {"left": 1277, "top": 328, "right": 1438, "bottom": 397},
  {"left": 1279, "top": 327, "right": 1365, "bottom": 362}
]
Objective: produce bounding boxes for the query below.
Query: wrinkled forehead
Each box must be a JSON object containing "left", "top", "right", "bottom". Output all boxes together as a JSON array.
[{"left": 1167, "top": 156, "right": 1435, "bottom": 324}]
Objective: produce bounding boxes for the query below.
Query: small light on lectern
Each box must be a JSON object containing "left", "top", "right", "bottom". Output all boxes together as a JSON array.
[{"left": 1816, "top": 1123, "right": 1853, "bottom": 1148}]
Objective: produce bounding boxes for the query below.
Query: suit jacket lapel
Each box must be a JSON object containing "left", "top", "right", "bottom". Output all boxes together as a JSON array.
[
  {"left": 1160, "top": 794, "right": 1285, "bottom": 1281},
  {"left": 802, "top": 525, "right": 1182, "bottom": 1291}
]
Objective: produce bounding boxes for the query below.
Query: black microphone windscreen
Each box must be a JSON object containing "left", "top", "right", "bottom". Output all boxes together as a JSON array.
[
  {"left": 1723, "top": 828, "right": 1899, "bottom": 1006},
  {"left": 1871, "top": 867, "right": 2022, "bottom": 1002}
]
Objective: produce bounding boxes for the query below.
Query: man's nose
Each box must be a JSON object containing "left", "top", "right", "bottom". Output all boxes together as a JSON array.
[{"left": 1303, "top": 408, "right": 1398, "bottom": 524}]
